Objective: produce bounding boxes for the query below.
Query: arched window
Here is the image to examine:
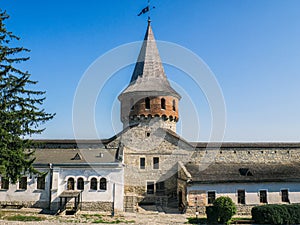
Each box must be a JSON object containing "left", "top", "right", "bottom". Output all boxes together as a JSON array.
[
  {"left": 100, "top": 178, "right": 107, "bottom": 190},
  {"left": 130, "top": 98, "right": 134, "bottom": 110},
  {"left": 172, "top": 99, "right": 176, "bottom": 111},
  {"left": 161, "top": 98, "right": 166, "bottom": 110},
  {"left": 90, "top": 178, "right": 97, "bottom": 190},
  {"left": 77, "top": 178, "right": 84, "bottom": 190},
  {"left": 145, "top": 97, "right": 150, "bottom": 110},
  {"left": 67, "top": 178, "right": 75, "bottom": 190}
]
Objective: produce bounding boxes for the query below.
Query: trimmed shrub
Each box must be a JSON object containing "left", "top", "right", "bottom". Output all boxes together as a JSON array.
[
  {"left": 205, "top": 197, "right": 237, "bottom": 224},
  {"left": 252, "top": 204, "right": 300, "bottom": 225},
  {"left": 213, "top": 196, "right": 237, "bottom": 224}
]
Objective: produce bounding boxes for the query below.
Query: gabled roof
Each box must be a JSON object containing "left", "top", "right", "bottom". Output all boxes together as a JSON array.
[
  {"left": 119, "top": 21, "right": 181, "bottom": 99},
  {"left": 33, "top": 148, "right": 119, "bottom": 166}
]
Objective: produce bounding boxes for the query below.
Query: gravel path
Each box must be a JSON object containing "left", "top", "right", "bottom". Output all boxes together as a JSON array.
[{"left": 0, "top": 207, "right": 189, "bottom": 225}]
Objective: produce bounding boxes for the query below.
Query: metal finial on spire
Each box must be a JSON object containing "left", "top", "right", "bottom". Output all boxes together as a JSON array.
[
  {"left": 147, "top": 0, "right": 151, "bottom": 21},
  {"left": 137, "top": 0, "right": 155, "bottom": 22}
]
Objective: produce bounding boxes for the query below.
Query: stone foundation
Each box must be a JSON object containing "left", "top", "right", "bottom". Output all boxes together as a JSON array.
[
  {"left": 81, "top": 202, "right": 113, "bottom": 212},
  {"left": 186, "top": 204, "right": 254, "bottom": 216},
  {"left": 0, "top": 201, "right": 48, "bottom": 209}
]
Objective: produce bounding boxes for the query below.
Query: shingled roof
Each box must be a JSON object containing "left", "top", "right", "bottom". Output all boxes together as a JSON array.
[
  {"left": 185, "top": 162, "right": 300, "bottom": 183},
  {"left": 33, "top": 148, "right": 119, "bottom": 166},
  {"left": 119, "top": 21, "right": 181, "bottom": 99}
]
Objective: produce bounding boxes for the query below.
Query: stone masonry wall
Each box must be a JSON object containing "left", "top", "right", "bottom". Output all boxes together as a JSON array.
[
  {"left": 191, "top": 148, "right": 300, "bottom": 164},
  {"left": 81, "top": 202, "right": 112, "bottom": 212}
]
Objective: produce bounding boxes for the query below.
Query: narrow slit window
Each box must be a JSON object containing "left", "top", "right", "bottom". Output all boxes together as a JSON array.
[
  {"left": 140, "top": 157, "right": 145, "bottom": 169},
  {"left": 161, "top": 98, "right": 166, "bottom": 109},
  {"left": 145, "top": 97, "right": 150, "bottom": 109},
  {"left": 153, "top": 157, "right": 159, "bottom": 169},
  {"left": 172, "top": 99, "right": 176, "bottom": 111}
]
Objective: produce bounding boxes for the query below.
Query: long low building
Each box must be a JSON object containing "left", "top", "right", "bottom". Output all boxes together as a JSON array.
[
  {"left": 0, "top": 139, "right": 124, "bottom": 213},
  {"left": 178, "top": 143, "right": 300, "bottom": 215}
]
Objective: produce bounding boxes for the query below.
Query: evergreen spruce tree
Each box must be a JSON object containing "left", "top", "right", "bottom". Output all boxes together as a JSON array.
[{"left": 0, "top": 10, "right": 54, "bottom": 183}]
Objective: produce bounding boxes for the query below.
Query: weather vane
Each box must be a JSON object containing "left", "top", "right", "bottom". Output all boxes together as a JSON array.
[{"left": 138, "top": 0, "right": 155, "bottom": 21}]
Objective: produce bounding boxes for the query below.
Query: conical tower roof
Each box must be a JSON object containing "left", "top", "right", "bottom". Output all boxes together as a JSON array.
[{"left": 119, "top": 21, "right": 181, "bottom": 99}]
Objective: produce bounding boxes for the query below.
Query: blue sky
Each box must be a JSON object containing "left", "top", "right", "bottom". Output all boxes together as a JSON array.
[{"left": 2, "top": 0, "right": 300, "bottom": 142}]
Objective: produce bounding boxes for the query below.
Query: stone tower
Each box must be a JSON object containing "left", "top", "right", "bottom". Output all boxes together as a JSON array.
[{"left": 118, "top": 20, "right": 181, "bottom": 132}]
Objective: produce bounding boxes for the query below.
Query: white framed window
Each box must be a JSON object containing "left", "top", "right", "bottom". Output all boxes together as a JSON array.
[{"left": 259, "top": 190, "right": 267, "bottom": 203}]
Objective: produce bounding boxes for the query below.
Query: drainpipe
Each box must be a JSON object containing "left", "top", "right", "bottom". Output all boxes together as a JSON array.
[
  {"left": 112, "top": 183, "right": 115, "bottom": 217},
  {"left": 48, "top": 163, "right": 53, "bottom": 210}
]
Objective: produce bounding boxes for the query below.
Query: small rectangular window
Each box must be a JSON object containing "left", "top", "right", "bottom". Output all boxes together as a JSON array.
[
  {"left": 140, "top": 158, "right": 145, "bottom": 169},
  {"left": 0, "top": 178, "right": 9, "bottom": 190},
  {"left": 237, "top": 190, "right": 246, "bottom": 204},
  {"left": 19, "top": 177, "right": 27, "bottom": 190},
  {"left": 259, "top": 190, "right": 267, "bottom": 203},
  {"left": 146, "top": 181, "right": 154, "bottom": 195},
  {"left": 281, "top": 189, "right": 289, "bottom": 203},
  {"left": 153, "top": 157, "right": 159, "bottom": 169},
  {"left": 207, "top": 191, "right": 216, "bottom": 204},
  {"left": 37, "top": 176, "right": 45, "bottom": 190}
]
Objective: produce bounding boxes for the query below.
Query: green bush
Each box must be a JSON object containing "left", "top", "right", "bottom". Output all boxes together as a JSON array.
[
  {"left": 214, "top": 196, "right": 237, "bottom": 224},
  {"left": 286, "top": 204, "right": 300, "bottom": 224},
  {"left": 252, "top": 204, "right": 300, "bottom": 224},
  {"left": 205, "top": 197, "right": 237, "bottom": 224}
]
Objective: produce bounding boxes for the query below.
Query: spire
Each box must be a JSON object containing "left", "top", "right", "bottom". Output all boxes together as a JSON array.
[{"left": 119, "top": 22, "right": 181, "bottom": 99}]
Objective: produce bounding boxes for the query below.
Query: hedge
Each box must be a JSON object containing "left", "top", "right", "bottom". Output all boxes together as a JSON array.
[{"left": 252, "top": 204, "right": 300, "bottom": 225}]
